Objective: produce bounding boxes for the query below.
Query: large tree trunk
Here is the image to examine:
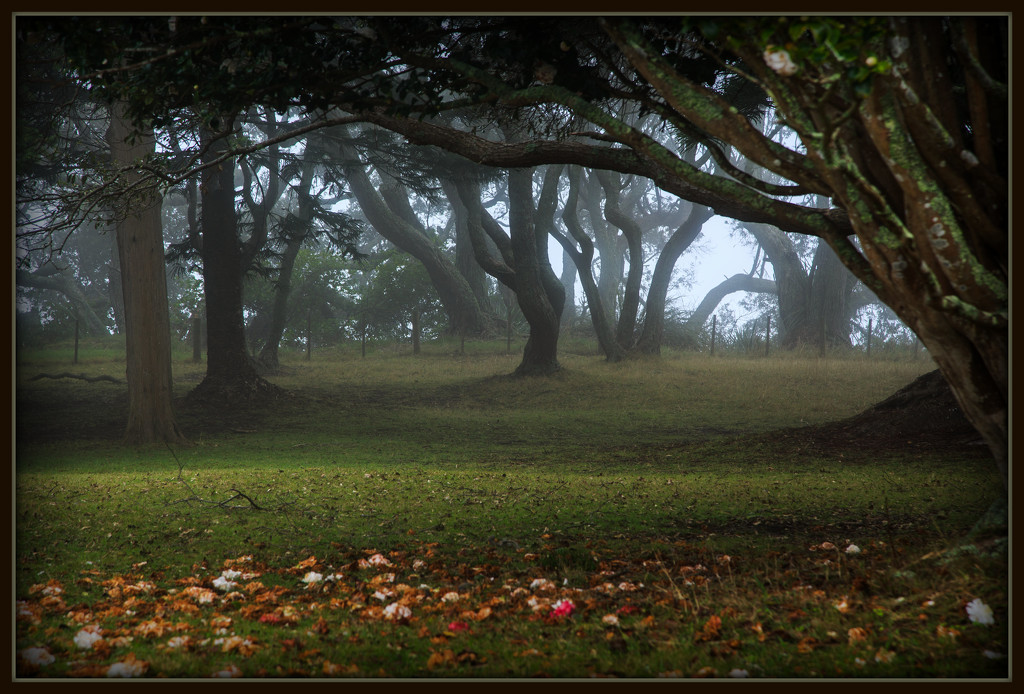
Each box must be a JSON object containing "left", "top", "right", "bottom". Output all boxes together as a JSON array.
[
  {"left": 193, "top": 115, "right": 277, "bottom": 401},
  {"left": 105, "top": 103, "right": 186, "bottom": 444},
  {"left": 634, "top": 203, "right": 713, "bottom": 354},
  {"left": 509, "top": 168, "right": 564, "bottom": 376},
  {"left": 595, "top": 170, "right": 644, "bottom": 347}
]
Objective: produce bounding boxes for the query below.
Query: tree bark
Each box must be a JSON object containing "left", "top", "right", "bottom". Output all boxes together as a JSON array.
[
  {"left": 634, "top": 203, "right": 713, "bottom": 354},
  {"left": 336, "top": 134, "right": 489, "bottom": 337},
  {"left": 508, "top": 168, "right": 564, "bottom": 376},
  {"left": 193, "top": 115, "right": 277, "bottom": 401},
  {"left": 105, "top": 102, "right": 187, "bottom": 444}
]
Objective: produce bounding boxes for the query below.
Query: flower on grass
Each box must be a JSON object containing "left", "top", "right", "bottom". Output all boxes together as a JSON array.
[
  {"left": 302, "top": 571, "right": 324, "bottom": 586},
  {"left": 845, "top": 544, "right": 861, "bottom": 555},
  {"left": 847, "top": 627, "right": 868, "bottom": 645},
  {"left": 74, "top": 626, "right": 103, "bottom": 650},
  {"left": 358, "top": 553, "right": 392, "bottom": 569},
  {"left": 212, "top": 664, "right": 243, "bottom": 678},
  {"left": 447, "top": 620, "right": 470, "bottom": 633},
  {"left": 383, "top": 603, "right": 412, "bottom": 621},
  {"left": 212, "top": 575, "right": 237, "bottom": 592},
  {"left": 966, "top": 598, "right": 995, "bottom": 625},
  {"left": 874, "top": 648, "right": 896, "bottom": 664},
  {"left": 165, "top": 636, "right": 192, "bottom": 650},
  {"left": 19, "top": 647, "right": 55, "bottom": 667},
  {"left": 601, "top": 614, "right": 619, "bottom": 626},
  {"left": 529, "top": 578, "right": 555, "bottom": 591},
  {"left": 441, "top": 591, "right": 461, "bottom": 603},
  {"left": 550, "top": 599, "right": 575, "bottom": 618},
  {"left": 107, "top": 655, "right": 148, "bottom": 678}
]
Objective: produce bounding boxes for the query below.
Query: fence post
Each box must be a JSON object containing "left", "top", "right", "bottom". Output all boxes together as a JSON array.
[
  {"left": 306, "top": 310, "right": 312, "bottom": 362},
  {"left": 73, "top": 319, "right": 80, "bottom": 365},
  {"left": 866, "top": 318, "right": 873, "bottom": 357},
  {"left": 710, "top": 314, "right": 717, "bottom": 356},
  {"left": 192, "top": 312, "right": 202, "bottom": 363},
  {"left": 765, "top": 315, "right": 771, "bottom": 357}
]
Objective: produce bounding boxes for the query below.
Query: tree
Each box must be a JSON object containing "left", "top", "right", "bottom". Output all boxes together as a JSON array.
[
  {"left": 105, "top": 103, "right": 186, "bottom": 444},
  {"left": 52, "top": 16, "right": 1007, "bottom": 480}
]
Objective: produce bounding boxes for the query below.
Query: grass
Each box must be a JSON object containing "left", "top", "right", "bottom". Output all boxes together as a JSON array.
[{"left": 14, "top": 341, "right": 1008, "bottom": 679}]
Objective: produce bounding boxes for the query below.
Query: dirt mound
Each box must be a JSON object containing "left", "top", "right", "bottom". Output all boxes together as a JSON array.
[{"left": 789, "top": 369, "right": 989, "bottom": 456}]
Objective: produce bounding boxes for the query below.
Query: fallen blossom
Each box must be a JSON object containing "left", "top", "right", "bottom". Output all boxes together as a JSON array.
[
  {"left": 74, "top": 626, "right": 103, "bottom": 650},
  {"left": 447, "top": 621, "right": 470, "bottom": 632},
  {"left": 212, "top": 664, "right": 243, "bottom": 678},
  {"left": 302, "top": 571, "right": 324, "bottom": 585},
  {"left": 182, "top": 586, "right": 216, "bottom": 604},
  {"left": 966, "top": 598, "right": 995, "bottom": 625},
  {"left": 550, "top": 599, "right": 575, "bottom": 618},
  {"left": 728, "top": 669, "right": 749, "bottom": 678},
  {"left": 212, "top": 576, "right": 237, "bottom": 592},
  {"left": 874, "top": 648, "right": 896, "bottom": 664},
  {"left": 383, "top": 602, "right": 412, "bottom": 621},
  {"left": 441, "top": 591, "right": 461, "bottom": 603},
  {"left": 602, "top": 614, "right": 619, "bottom": 626},
  {"left": 358, "top": 553, "right": 392, "bottom": 569},
  {"left": 529, "top": 578, "right": 555, "bottom": 591},
  {"left": 107, "top": 655, "right": 148, "bottom": 678},
  {"left": 19, "top": 647, "right": 55, "bottom": 667},
  {"left": 412, "top": 560, "right": 427, "bottom": 571},
  {"left": 845, "top": 544, "right": 861, "bottom": 555},
  {"left": 165, "top": 636, "right": 192, "bottom": 649}
]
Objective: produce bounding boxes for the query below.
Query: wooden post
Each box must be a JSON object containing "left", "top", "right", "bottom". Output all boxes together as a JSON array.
[
  {"left": 866, "top": 318, "right": 873, "bottom": 357},
  {"left": 361, "top": 322, "right": 367, "bottom": 358},
  {"left": 411, "top": 308, "right": 421, "bottom": 355},
  {"left": 73, "top": 319, "right": 80, "bottom": 365},
  {"left": 818, "top": 313, "right": 826, "bottom": 357},
  {"left": 506, "top": 302, "right": 513, "bottom": 355},
  {"left": 710, "top": 314, "right": 717, "bottom": 356},
  {"left": 765, "top": 315, "right": 771, "bottom": 357},
  {"left": 305, "top": 310, "right": 312, "bottom": 362}
]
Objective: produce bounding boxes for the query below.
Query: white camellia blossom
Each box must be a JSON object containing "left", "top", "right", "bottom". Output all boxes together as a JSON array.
[
  {"left": 19, "top": 647, "right": 55, "bottom": 666},
  {"left": 74, "top": 626, "right": 103, "bottom": 650},
  {"left": 845, "top": 544, "right": 861, "bottom": 555},
  {"left": 302, "top": 571, "right": 324, "bottom": 585},
  {"left": 107, "top": 658, "right": 146, "bottom": 678},
  {"left": 383, "top": 603, "right": 412, "bottom": 620},
  {"left": 763, "top": 48, "right": 799, "bottom": 76},
  {"left": 966, "top": 598, "right": 995, "bottom": 625},
  {"left": 212, "top": 575, "right": 237, "bottom": 592}
]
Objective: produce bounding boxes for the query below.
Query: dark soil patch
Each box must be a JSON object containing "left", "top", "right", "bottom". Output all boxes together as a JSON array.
[{"left": 760, "top": 369, "right": 991, "bottom": 461}]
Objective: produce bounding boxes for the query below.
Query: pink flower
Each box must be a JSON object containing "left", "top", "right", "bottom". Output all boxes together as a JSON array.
[
  {"left": 550, "top": 599, "right": 575, "bottom": 618},
  {"left": 447, "top": 621, "right": 470, "bottom": 632}
]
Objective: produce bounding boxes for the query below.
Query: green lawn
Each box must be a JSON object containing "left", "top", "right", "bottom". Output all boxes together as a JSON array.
[{"left": 15, "top": 342, "right": 1007, "bottom": 679}]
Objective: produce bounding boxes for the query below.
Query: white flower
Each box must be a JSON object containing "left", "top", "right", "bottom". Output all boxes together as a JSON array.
[
  {"left": 107, "top": 658, "right": 146, "bottom": 677},
  {"left": 845, "top": 544, "right": 861, "bottom": 555},
  {"left": 728, "top": 669, "right": 750, "bottom": 678},
  {"left": 763, "top": 47, "right": 798, "bottom": 76},
  {"left": 383, "top": 603, "right": 411, "bottom": 620},
  {"left": 302, "top": 571, "right": 324, "bottom": 585},
  {"left": 601, "top": 614, "right": 619, "bottom": 626},
  {"left": 166, "top": 636, "right": 191, "bottom": 649},
  {"left": 221, "top": 569, "right": 242, "bottom": 580},
  {"left": 966, "top": 598, "right": 995, "bottom": 625},
  {"left": 19, "top": 647, "right": 55, "bottom": 666},
  {"left": 212, "top": 664, "right": 243, "bottom": 678},
  {"left": 441, "top": 591, "right": 461, "bottom": 603},
  {"left": 212, "top": 576, "right": 237, "bottom": 592},
  {"left": 74, "top": 626, "right": 103, "bottom": 650}
]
